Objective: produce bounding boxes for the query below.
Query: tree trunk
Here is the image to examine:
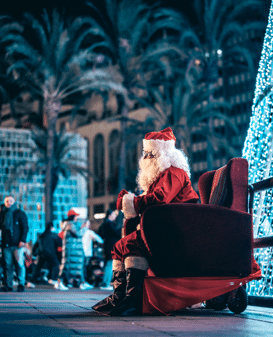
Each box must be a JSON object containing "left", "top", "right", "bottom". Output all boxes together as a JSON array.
[
  {"left": 9, "top": 99, "right": 21, "bottom": 127},
  {"left": 44, "top": 96, "right": 61, "bottom": 223},
  {"left": 118, "top": 103, "right": 128, "bottom": 192}
]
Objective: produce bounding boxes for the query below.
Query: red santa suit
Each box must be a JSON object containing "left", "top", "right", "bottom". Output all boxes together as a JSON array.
[
  {"left": 112, "top": 129, "right": 199, "bottom": 267},
  {"left": 92, "top": 127, "right": 199, "bottom": 316}
]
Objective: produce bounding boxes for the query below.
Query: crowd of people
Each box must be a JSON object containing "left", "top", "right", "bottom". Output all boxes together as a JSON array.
[{"left": 0, "top": 196, "right": 121, "bottom": 292}]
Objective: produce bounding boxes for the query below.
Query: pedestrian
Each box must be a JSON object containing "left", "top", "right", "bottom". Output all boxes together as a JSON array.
[
  {"left": 98, "top": 210, "right": 121, "bottom": 290},
  {"left": 80, "top": 219, "right": 103, "bottom": 290},
  {"left": 0, "top": 195, "right": 29, "bottom": 292},
  {"left": 55, "top": 209, "right": 84, "bottom": 290},
  {"left": 24, "top": 242, "right": 36, "bottom": 288},
  {"left": 92, "top": 127, "right": 199, "bottom": 316},
  {"left": 56, "top": 223, "right": 64, "bottom": 263},
  {"left": 31, "top": 222, "right": 62, "bottom": 286}
]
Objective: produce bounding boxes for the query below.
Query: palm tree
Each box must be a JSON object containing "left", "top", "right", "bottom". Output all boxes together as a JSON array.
[
  {"left": 6, "top": 127, "right": 90, "bottom": 220},
  {"left": 32, "top": 127, "right": 90, "bottom": 192},
  {"left": 173, "top": 0, "right": 270, "bottom": 170},
  {"left": 2, "top": 10, "right": 127, "bottom": 221},
  {"left": 86, "top": 0, "right": 189, "bottom": 192},
  {"left": 0, "top": 16, "right": 24, "bottom": 125}
]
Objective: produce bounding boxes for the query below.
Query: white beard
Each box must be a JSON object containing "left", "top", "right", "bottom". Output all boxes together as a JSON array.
[
  {"left": 136, "top": 157, "right": 162, "bottom": 193},
  {"left": 136, "top": 148, "right": 191, "bottom": 193}
]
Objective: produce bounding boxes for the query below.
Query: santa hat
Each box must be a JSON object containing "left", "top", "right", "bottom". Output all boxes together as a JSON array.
[
  {"left": 143, "top": 127, "right": 176, "bottom": 153},
  {"left": 67, "top": 209, "right": 80, "bottom": 217}
]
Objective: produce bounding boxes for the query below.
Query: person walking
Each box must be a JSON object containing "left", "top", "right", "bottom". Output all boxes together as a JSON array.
[
  {"left": 55, "top": 209, "right": 84, "bottom": 291},
  {"left": 81, "top": 219, "right": 103, "bottom": 290},
  {"left": 98, "top": 210, "right": 121, "bottom": 290},
  {"left": 0, "top": 196, "right": 29, "bottom": 292},
  {"left": 24, "top": 242, "right": 36, "bottom": 288},
  {"left": 31, "top": 222, "right": 62, "bottom": 286}
]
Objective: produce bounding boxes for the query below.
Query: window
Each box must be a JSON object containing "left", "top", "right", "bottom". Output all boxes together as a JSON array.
[
  {"left": 108, "top": 130, "right": 120, "bottom": 194},
  {"left": 126, "top": 145, "right": 138, "bottom": 191},
  {"left": 94, "top": 204, "right": 105, "bottom": 214},
  {"left": 93, "top": 134, "right": 105, "bottom": 197}
]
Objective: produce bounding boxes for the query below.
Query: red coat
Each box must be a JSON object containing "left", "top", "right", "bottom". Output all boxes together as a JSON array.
[
  {"left": 113, "top": 166, "right": 199, "bottom": 259},
  {"left": 134, "top": 166, "right": 199, "bottom": 215}
]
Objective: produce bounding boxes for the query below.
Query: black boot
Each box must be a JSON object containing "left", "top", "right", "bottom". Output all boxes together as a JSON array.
[
  {"left": 92, "top": 270, "right": 126, "bottom": 312},
  {"left": 109, "top": 268, "right": 146, "bottom": 316}
]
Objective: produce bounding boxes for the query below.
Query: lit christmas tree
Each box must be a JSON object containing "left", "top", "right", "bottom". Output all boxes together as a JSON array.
[{"left": 242, "top": 0, "right": 273, "bottom": 297}]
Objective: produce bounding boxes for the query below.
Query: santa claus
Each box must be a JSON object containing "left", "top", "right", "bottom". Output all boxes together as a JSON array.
[{"left": 92, "top": 127, "right": 199, "bottom": 316}]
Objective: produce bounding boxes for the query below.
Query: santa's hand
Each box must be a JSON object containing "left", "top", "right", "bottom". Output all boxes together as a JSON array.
[
  {"left": 18, "top": 241, "right": 25, "bottom": 248},
  {"left": 116, "top": 189, "right": 128, "bottom": 210}
]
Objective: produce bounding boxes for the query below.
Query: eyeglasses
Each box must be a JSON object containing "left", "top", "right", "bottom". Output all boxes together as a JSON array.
[{"left": 143, "top": 151, "right": 156, "bottom": 159}]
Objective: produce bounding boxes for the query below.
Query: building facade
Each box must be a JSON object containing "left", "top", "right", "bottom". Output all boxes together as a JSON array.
[
  {"left": 0, "top": 127, "right": 87, "bottom": 243},
  {"left": 77, "top": 109, "right": 149, "bottom": 222}
]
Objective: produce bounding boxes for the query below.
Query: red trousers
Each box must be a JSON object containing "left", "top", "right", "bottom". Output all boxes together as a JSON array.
[{"left": 111, "top": 230, "right": 149, "bottom": 262}]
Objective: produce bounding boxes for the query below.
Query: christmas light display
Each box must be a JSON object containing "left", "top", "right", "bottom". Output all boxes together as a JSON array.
[{"left": 242, "top": 0, "right": 273, "bottom": 297}]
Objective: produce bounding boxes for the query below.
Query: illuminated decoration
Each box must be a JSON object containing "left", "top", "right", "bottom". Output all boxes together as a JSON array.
[{"left": 242, "top": 0, "right": 273, "bottom": 297}]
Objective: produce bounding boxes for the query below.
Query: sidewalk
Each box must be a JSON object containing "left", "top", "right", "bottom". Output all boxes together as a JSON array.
[{"left": 1, "top": 285, "right": 273, "bottom": 336}]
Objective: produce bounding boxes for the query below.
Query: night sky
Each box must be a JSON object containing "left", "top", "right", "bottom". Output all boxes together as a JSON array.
[
  {"left": 0, "top": 0, "right": 194, "bottom": 20},
  {"left": 1, "top": 0, "right": 271, "bottom": 33}
]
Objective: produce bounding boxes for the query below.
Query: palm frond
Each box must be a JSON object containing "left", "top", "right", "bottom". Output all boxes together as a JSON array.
[
  {"left": 6, "top": 43, "right": 41, "bottom": 67},
  {"left": 0, "top": 21, "right": 23, "bottom": 40},
  {"left": 23, "top": 12, "right": 50, "bottom": 59}
]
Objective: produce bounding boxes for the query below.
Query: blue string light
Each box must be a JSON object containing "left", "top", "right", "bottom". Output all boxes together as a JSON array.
[{"left": 243, "top": 0, "right": 273, "bottom": 297}]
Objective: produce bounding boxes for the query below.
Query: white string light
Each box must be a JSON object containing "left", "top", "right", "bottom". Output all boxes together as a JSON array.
[{"left": 243, "top": 0, "right": 273, "bottom": 297}]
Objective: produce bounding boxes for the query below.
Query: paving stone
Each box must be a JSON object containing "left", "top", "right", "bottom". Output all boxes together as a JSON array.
[{"left": 0, "top": 286, "right": 273, "bottom": 336}]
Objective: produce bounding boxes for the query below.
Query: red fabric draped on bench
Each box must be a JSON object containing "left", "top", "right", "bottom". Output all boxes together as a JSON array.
[{"left": 143, "top": 265, "right": 261, "bottom": 314}]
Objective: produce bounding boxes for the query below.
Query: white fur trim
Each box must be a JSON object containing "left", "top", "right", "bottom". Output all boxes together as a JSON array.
[
  {"left": 125, "top": 256, "right": 149, "bottom": 271},
  {"left": 143, "top": 139, "right": 175, "bottom": 153},
  {"left": 113, "top": 259, "right": 125, "bottom": 272},
  {"left": 122, "top": 192, "right": 137, "bottom": 219}
]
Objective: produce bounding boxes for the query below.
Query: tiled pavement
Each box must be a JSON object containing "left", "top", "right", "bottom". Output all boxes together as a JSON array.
[{"left": 0, "top": 285, "right": 273, "bottom": 336}]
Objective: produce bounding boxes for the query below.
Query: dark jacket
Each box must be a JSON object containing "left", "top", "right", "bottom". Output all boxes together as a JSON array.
[
  {"left": 36, "top": 229, "right": 62, "bottom": 258},
  {"left": 98, "top": 218, "right": 121, "bottom": 261},
  {"left": 0, "top": 204, "right": 29, "bottom": 247},
  {"left": 59, "top": 221, "right": 84, "bottom": 280}
]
